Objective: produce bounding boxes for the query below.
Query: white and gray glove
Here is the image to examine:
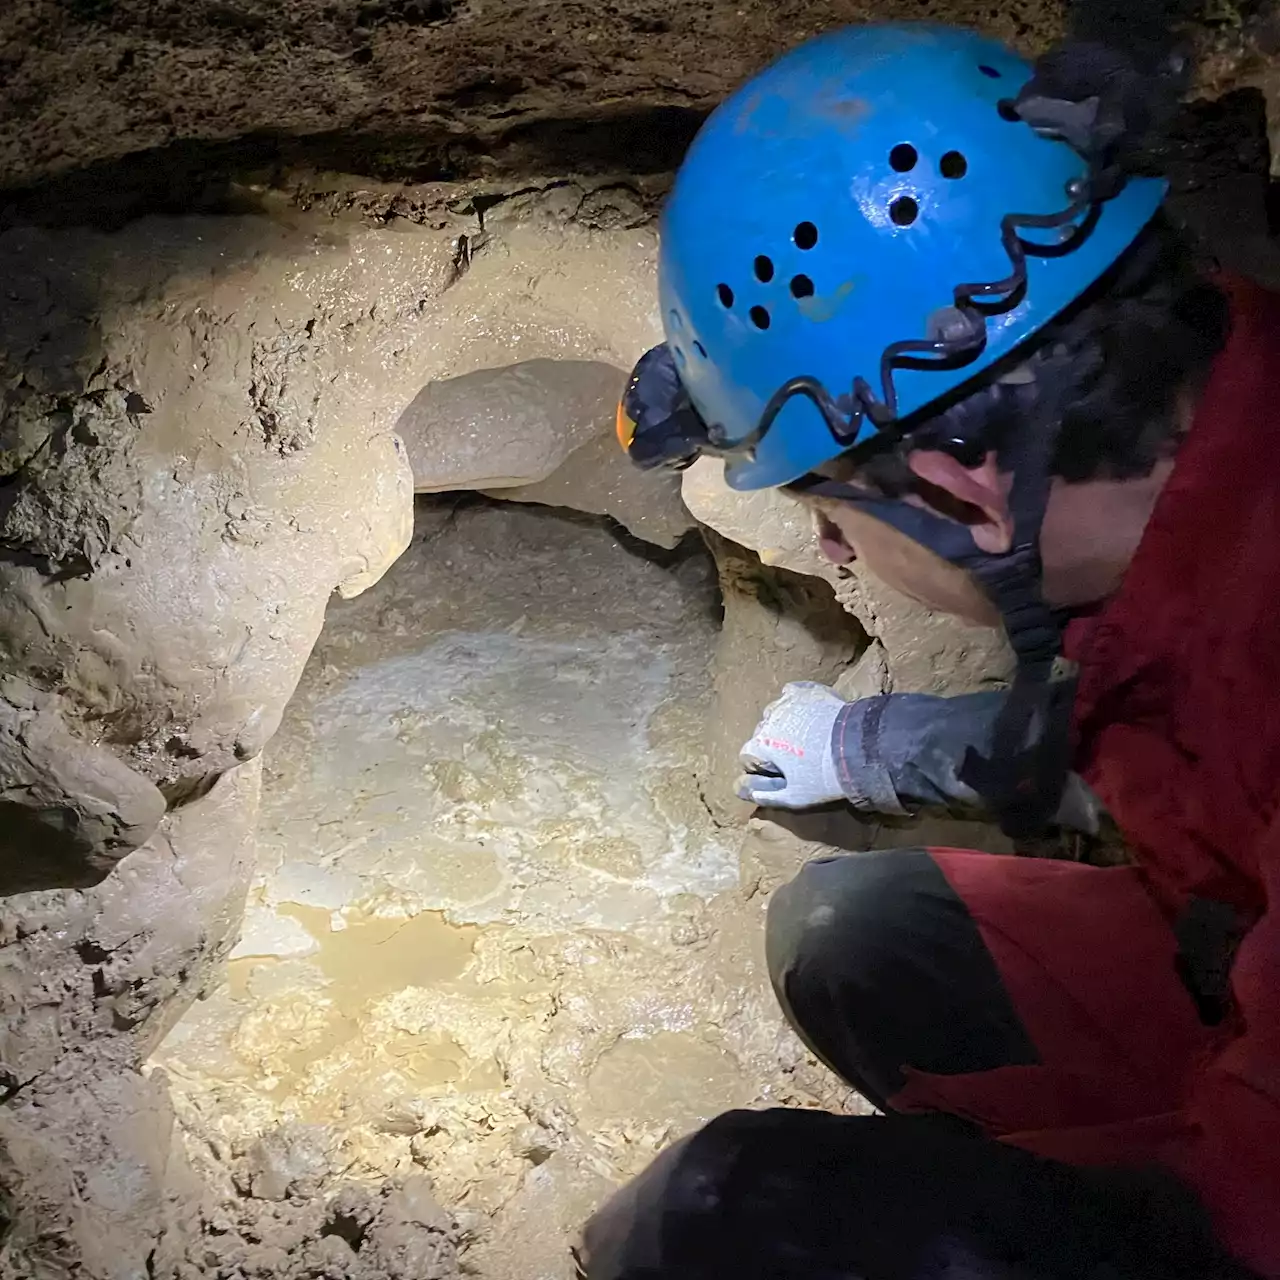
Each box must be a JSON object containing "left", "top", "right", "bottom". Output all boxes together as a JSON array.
[
  {"left": 735, "top": 680, "right": 1108, "bottom": 833},
  {"left": 736, "top": 682, "right": 846, "bottom": 810}
]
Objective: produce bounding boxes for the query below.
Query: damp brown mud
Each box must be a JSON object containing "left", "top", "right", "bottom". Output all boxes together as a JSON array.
[{"left": 152, "top": 497, "right": 857, "bottom": 1277}]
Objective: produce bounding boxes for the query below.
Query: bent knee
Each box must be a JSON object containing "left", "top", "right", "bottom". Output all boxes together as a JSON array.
[{"left": 765, "top": 847, "right": 938, "bottom": 993}]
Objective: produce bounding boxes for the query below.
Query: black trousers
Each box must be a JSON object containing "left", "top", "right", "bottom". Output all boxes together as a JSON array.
[{"left": 765, "top": 846, "right": 1040, "bottom": 1112}]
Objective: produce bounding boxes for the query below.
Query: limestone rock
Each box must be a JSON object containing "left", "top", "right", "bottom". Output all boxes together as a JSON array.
[
  {"left": 245, "top": 1125, "right": 338, "bottom": 1202},
  {"left": 403, "top": 359, "right": 626, "bottom": 493},
  {"left": 0, "top": 763, "right": 259, "bottom": 1279},
  {"left": 833, "top": 572, "right": 1014, "bottom": 696},
  {"left": 0, "top": 1067, "right": 194, "bottom": 1280},
  {"left": 0, "top": 678, "right": 166, "bottom": 893},
  {"left": 682, "top": 457, "right": 838, "bottom": 584},
  {"left": 683, "top": 456, "right": 1013, "bottom": 697},
  {"left": 407, "top": 356, "right": 693, "bottom": 547},
  {"left": 361, "top": 1176, "right": 458, "bottom": 1279},
  {"left": 485, "top": 428, "right": 695, "bottom": 549},
  {"left": 832, "top": 641, "right": 893, "bottom": 703},
  {"left": 0, "top": 763, "right": 259, "bottom": 1087},
  {"left": 0, "top": 216, "right": 417, "bottom": 890},
  {"left": 0, "top": 205, "right": 670, "bottom": 895}
]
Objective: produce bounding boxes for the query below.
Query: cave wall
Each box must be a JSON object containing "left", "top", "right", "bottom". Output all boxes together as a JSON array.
[
  {"left": 0, "top": 214, "right": 416, "bottom": 894},
  {"left": 5, "top": 0, "right": 1278, "bottom": 239},
  {"left": 2, "top": 0, "right": 1067, "bottom": 216}
]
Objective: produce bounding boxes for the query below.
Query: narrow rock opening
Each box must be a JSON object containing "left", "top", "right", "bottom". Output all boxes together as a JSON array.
[
  {"left": 155, "top": 492, "right": 730, "bottom": 1184},
  {"left": 151, "top": 488, "right": 875, "bottom": 1274}
]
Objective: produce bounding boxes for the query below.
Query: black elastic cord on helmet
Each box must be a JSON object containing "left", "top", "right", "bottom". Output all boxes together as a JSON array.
[{"left": 731, "top": 173, "right": 1099, "bottom": 463}]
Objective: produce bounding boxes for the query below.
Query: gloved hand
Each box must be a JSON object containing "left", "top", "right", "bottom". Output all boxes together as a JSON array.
[{"left": 736, "top": 682, "right": 846, "bottom": 810}]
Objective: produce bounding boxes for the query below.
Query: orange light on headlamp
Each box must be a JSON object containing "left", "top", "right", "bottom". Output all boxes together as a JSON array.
[{"left": 615, "top": 399, "right": 638, "bottom": 452}]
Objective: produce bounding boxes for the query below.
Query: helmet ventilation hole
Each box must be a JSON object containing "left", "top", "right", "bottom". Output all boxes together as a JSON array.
[
  {"left": 790, "top": 274, "right": 814, "bottom": 299},
  {"left": 940, "top": 150, "right": 967, "bottom": 179},
  {"left": 997, "top": 99, "right": 1020, "bottom": 122},
  {"left": 668, "top": 309, "right": 684, "bottom": 330},
  {"left": 793, "top": 221, "right": 819, "bottom": 250},
  {"left": 749, "top": 305, "right": 771, "bottom": 330},
  {"left": 978, "top": 64, "right": 1002, "bottom": 78},
  {"left": 889, "top": 143, "right": 917, "bottom": 173},
  {"left": 754, "top": 254, "right": 775, "bottom": 282},
  {"left": 693, "top": 340, "right": 708, "bottom": 359},
  {"left": 889, "top": 196, "right": 919, "bottom": 226},
  {"left": 673, "top": 345, "right": 687, "bottom": 367},
  {"left": 717, "top": 283, "right": 735, "bottom": 307}
]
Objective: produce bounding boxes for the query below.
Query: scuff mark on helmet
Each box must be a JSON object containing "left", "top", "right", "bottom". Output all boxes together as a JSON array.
[
  {"left": 798, "top": 276, "right": 862, "bottom": 323},
  {"left": 817, "top": 91, "right": 872, "bottom": 130},
  {"left": 733, "top": 91, "right": 764, "bottom": 136}
]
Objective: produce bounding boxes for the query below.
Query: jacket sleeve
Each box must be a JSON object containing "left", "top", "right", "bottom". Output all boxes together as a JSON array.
[{"left": 832, "top": 692, "right": 1105, "bottom": 833}]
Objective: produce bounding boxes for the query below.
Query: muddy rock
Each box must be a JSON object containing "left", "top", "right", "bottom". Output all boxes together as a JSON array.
[
  {"left": 686, "top": 457, "right": 1013, "bottom": 698},
  {"left": 406, "top": 355, "right": 693, "bottom": 547},
  {"left": 244, "top": 1124, "right": 339, "bottom": 1202},
  {"left": 0, "top": 763, "right": 259, "bottom": 1280},
  {"left": 0, "top": 751, "right": 464, "bottom": 1280},
  {"left": 167, "top": 1176, "right": 458, "bottom": 1280},
  {"left": 359, "top": 1177, "right": 457, "bottom": 1279},
  {"left": 0, "top": 214, "right": 418, "bottom": 890},
  {"left": 484, "top": 429, "right": 694, "bottom": 549},
  {"left": 703, "top": 532, "right": 866, "bottom": 825},
  {"left": 682, "top": 457, "right": 839, "bottom": 585},
  {"left": 0, "top": 678, "right": 167, "bottom": 893},
  {"left": 403, "top": 360, "right": 623, "bottom": 493},
  {"left": 832, "top": 571, "right": 1014, "bottom": 696},
  {"left": 0, "top": 762, "right": 259, "bottom": 1084},
  {"left": 0, "top": 1067, "right": 195, "bottom": 1280}
]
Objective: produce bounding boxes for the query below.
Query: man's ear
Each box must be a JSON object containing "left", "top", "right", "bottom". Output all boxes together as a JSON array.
[{"left": 905, "top": 449, "right": 1013, "bottom": 554}]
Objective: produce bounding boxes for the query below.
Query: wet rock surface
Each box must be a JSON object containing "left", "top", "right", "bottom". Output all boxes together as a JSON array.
[
  {"left": 702, "top": 531, "right": 867, "bottom": 826},
  {"left": 404, "top": 361, "right": 624, "bottom": 493},
  {"left": 153, "top": 498, "right": 856, "bottom": 1279},
  {"left": 404, "top": 357, "right": 694, "bottom": 547},
  {"left": 0, "top": 763, "right": 259, "bottom": 1279},
  {"left": 0, "top": 213, "right": 414, "bottom": 892},
  {"left": 483, "top": 427, "right": 695, "bottom": 550}
]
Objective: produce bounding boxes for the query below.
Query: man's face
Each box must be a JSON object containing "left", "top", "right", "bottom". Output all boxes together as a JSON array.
[{"left": 802, "top": 493, "right": 1002, "bottom": 629}]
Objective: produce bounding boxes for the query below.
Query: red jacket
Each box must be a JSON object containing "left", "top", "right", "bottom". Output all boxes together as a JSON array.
[{"left": 1062, "top": 275, "right": 1280, "bottom": 1274}]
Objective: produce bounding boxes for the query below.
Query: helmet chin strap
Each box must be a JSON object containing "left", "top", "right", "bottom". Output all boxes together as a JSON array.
[{"left": 800, "top": 371, "right": 1076, "bottom": 840}]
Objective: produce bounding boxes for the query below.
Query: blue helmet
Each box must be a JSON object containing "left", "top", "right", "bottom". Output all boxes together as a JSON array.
[{"left": 658, "top": 23, "right": 1168, "bottom": 491}]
